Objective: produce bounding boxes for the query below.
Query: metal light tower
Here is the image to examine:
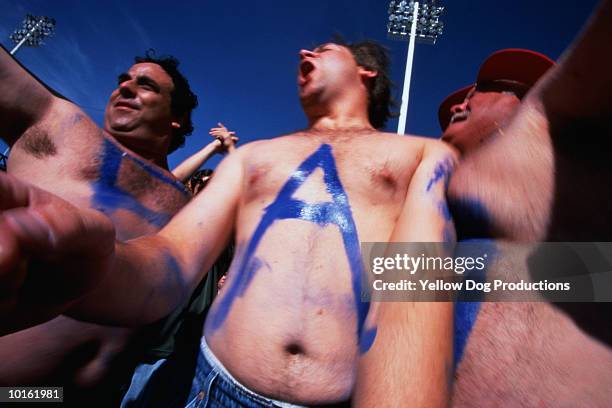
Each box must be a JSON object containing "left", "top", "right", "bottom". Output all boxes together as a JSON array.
[
  {"left": 1, "top": 14, "right": 56, "bottom": 171},
  {"left": 9, "top": 14, "right": 56, "bottom": 55},
  {"left": 387, "top": 0, "right": 444, "bottom": 134}
]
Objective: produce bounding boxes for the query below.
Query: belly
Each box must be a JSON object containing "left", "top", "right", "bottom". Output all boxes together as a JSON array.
[
  {"left": 453, "top": 302, "right": 612, "bottom": 407},
  {"left": 204, "top": 222, "right": 364, "bottom": 404}
]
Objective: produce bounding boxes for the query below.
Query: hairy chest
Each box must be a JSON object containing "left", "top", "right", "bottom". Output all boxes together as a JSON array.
[
  {"left": 242, "top": 141, "right": 417, "bottom": 211},
  {"left": 78, "top": 138, "right": 189, "bottom": 238}
]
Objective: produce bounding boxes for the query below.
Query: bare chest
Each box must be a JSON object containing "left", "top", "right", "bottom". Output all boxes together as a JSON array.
[
  {"left": 243, "top": 139, "right": 417, "bottom": 210},
  {"left": 79, "top": 138, "right": 190, "bottom": 238},
  {"left": 454, "top": 302, "right": 612, "bottom": 406},
  {"left": 11, "top": 133, "right": 189, "bottom": 239}
]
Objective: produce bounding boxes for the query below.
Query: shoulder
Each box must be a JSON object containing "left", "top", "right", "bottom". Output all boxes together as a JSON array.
[
  {"left": 422, "top": 138, "right": 459, "bottom": 162},
  {"left": 372, "top": 132, "right": 459, "bottom": 160}
]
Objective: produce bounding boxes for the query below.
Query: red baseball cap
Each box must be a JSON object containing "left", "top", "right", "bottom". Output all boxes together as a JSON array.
[{"left": 438, "top": 49, "right": 555, "bottom": 131}]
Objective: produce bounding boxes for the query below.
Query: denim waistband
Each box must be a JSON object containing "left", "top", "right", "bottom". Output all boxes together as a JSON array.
[{"left": 199, "top": 336, "right": 306, "bottom": 408}]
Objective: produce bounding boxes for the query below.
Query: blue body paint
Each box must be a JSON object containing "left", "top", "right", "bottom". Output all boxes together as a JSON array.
[
  {"left": 209, "top": 144, "right": 375, "bottom": 351},
  {"left": 449, "top": 197, "right": 494, "bottom": 240},
  {"left": 91, "top": 139, "right": 188, "bottom": 228},
  {"left": 426, "top": 158, "right": 453, "bottom": 192},
  {"left": 453, "top": 239, "right": 497, "bottom": 368}
]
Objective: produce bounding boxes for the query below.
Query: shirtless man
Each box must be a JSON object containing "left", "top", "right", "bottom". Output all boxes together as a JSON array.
[
  {"left": 0, "top": 47, "right": 200, "bottom": 403},
  {"left": 357, "top": 1, "right": 612, "bottom": 406},
  {"left": 444, "top": 43, "right": 612, "bottom": 408},
  {"left": 0, "top": 40, "right": 456, "bottom": 406}
]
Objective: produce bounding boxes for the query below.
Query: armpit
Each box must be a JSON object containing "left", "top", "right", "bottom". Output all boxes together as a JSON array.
[{"left": 21, "top": 126, "right": 57, "bottom": 158}]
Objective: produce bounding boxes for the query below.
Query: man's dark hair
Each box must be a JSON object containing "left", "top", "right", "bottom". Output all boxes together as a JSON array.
[
  {"left": 135, "top": 50, "right": 198, "bottom": 153},
  {"left": 334, "top": 38, "right": 398, "bottom": 129}
]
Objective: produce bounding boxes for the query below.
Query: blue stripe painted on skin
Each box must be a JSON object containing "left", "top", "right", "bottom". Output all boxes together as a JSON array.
[
  {"left": 208, "top": 144, "right": 375, "bottom": 351},
  {"left": 453, "top": 239, "right": 497, "bottom": 368},
  {"left": 90, "top": 139, "right": 174, "bottom": 228},
  {"left": 120, "top": 144, "right": 189, "bottom": 196},
  {"left": 426, "top": 158, "right": 453, "bottom": 192},
  {"left": 449, "top": 197, "right": 493, "bottom": 241}
]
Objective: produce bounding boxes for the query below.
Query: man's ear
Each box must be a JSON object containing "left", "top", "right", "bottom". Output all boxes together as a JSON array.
[
  {"left": 359, "top": 67, "right": 378, "bottom": 79},
  {"left": 171, "top": 114, "right": 187, "bottom": 129}
]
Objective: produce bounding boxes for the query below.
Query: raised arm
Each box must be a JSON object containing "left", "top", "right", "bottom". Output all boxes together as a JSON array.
[
  {"left": 0, "top": 145, "right": 245, "bottom": 332},
  {"left": 0, "top": 172, "right": 115, "bottom": 335},
  {"left": 171, "top": 139, "right": 223, "bottom": 182},
  {"left": 172, "top": 123, "right": 239, "bottom": 182},
  {"left": 354, "top": 140, "right": 457, "bottom": 407},
  {"left": 448, "top": 0, "right": 612, "bottom": 241},
  {"left": 70, "top": 146, "right": 245, "bottom": 325},
  {"left": 0, "top": 45, "right": 61, "bottom": 145}
]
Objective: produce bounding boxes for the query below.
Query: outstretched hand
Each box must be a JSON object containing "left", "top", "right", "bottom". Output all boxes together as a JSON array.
[
  {"left": 0, "top": 173, "right": 115, "bottom": 335},
  {"left": 209, "top": 122, "right": 239, "bottom": 152}
]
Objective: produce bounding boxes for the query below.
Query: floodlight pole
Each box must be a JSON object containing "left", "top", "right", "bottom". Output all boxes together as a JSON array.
[
  {"left": 10, "top": 18, "right": 44, "bottom": 55},
  {"left": 397, "top": 2, "right": 419, "bottom": 135}
]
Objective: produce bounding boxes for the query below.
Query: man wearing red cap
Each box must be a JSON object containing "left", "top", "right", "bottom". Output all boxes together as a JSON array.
[
  {"left": 437, "top": 45, "right": 612, "bottom": 408},
  {"left": 439, "top": 49, "right": 554, "bottom": 154},
  {"left": 359, "top": 1, "right": 612, "bottom": 402}
]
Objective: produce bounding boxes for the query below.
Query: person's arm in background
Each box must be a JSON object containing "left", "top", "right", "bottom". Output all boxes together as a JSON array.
[
  {"left": 447, "top": 0, "right": 612, "bottom": 345},
  {"left": 354, "top": 140, "right": 458, "bottom": 408},
  {"left": 0, "top": 44, "right": 65, "bottom": 146},
  {"left": 448, "top": 0, "right": 612, "bottom": 242},
  {"left": 172, "top": 123, "right": 238, "bottom": 182},
  {"left": 0, "top": 144, "right": 246, "bottom": 333}
]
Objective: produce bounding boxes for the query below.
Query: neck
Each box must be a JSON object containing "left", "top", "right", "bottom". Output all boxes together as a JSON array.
[
  {"left": 108, "top": 130, "right": 170, "bottom": 170},
  {"left": 305, "top": 91, "right": 373, "bottom": 132}
]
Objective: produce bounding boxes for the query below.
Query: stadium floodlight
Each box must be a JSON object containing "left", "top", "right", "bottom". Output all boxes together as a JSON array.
[
  {"left": 387, "top": 0, "right": 445, "bottom": 134},
  {"left": 9, "top": 14, "right": 56, "bottom": 55}
]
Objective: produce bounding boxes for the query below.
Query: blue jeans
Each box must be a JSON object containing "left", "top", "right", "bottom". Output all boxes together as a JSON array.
[{"left": 185, "top": 337, "right": 306, "bottom": 408}]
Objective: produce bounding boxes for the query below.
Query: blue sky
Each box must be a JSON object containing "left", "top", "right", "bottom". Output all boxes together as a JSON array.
[{"left": 0, "top": 0, "right": 598, "bottom": 169}]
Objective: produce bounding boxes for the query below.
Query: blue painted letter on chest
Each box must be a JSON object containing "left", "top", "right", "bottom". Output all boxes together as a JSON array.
[{"left": 209, "top": 144, "right": 375, "bottom": 351}]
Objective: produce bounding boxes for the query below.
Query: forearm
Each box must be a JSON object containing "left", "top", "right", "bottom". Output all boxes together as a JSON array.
[
  {"left": 67, "top": 153, "right": 240, "bottom": 326},
  {"left": 354, "top": 302, "right": 453, "bottom": 408},
  {"left": 66, "top": 234, "right": 195, "bottom": 326},
  {"left": 354, "top": 144, "right": 455, "bottom": 406},
  {"left": 172, "top": 140, "right": 221, "bottom": 182}
]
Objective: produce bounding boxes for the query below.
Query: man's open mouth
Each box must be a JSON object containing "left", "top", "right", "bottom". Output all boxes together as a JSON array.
[
  {"left": 450, "top": 111, "right": 469, "bottom": 124},
  {"left": 299, "top": 60, "right": 315, "bottom": 84}
]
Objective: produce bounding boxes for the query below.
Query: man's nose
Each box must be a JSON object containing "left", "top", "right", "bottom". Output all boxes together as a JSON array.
[
  {"left": 450, "top": 100, "right": 469, "bottom": 114},
  {"left": 119, "top": 80, "right": 136, "bottom": 97},
  {"left": 299, "top": 49, "right": 316, "bottom": 60}
]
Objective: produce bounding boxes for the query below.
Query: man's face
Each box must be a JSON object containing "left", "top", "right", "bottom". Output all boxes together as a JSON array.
[
  {"left": 104, "top": 63, "right": 176, "bottom": 140},
  {"left": 298, "top": 43, "right": 363, "bottom": 106},
  {"left": 441, "top": 85, "right": 522, "bottom": 154}
]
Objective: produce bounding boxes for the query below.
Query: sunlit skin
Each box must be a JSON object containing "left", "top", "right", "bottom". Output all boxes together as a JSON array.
[
  {"left": 442, "top": 87, "right": 521, "bottom": 154},
  {"left": 0, "top": 42, "right": 455, "bottom": 405},
  {"left": 0, "top": 47, "right": 190, "bottom": 401},
  {"left": 298, "top": 43, "right": 376, "bottom": 129},
  {"left": 104, "top": 62, "right": 181, "bottom": 167}
]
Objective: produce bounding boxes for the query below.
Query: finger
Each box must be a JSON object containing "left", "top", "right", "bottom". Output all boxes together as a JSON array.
[
  {"left": 0, "top": 217, "right": 23, "bottom": 287},
  {"left": 1, "top": 209, "right": 56, "bottom": 255},
  {"left": 0, "top": 172, "right": 32, "bottom": 210}
]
